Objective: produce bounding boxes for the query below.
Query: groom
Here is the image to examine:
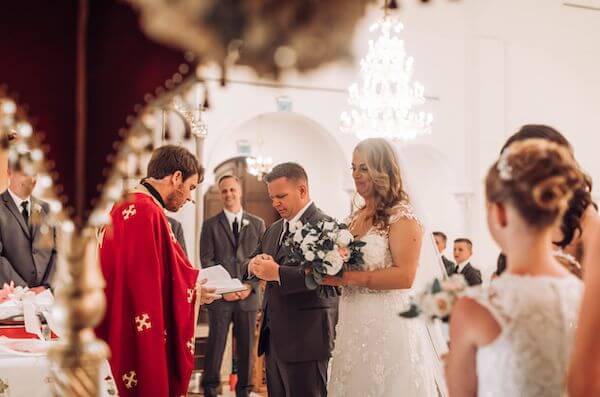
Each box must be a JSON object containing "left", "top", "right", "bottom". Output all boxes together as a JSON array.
[{"left": 247, "top": 162, "right": 339, "bottom": 397}]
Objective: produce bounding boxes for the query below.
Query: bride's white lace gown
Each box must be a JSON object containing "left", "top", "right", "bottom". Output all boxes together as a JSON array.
[
  {"left": 328, "top": 203, "right": 438, "bottom": 397},
  {"left": 468, "top": 273, "right": 583, "bottom": 396}
]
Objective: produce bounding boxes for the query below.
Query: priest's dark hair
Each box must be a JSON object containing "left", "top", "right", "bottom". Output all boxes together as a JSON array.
[
  {"left": 264, "top": 162, "right": 308, "bottom": 184},
  {"left": 147, "top": 144, "right": 204, "bottom": 182},
  {"left": 500, "top": 124, "right": 593, "bottom": 248}
]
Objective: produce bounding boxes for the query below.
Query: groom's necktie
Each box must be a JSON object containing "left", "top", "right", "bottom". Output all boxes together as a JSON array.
[{"left": 279, "top": 221, "right": 290, "bottom": 247}]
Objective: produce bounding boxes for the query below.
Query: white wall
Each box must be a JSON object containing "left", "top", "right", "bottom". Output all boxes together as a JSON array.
[
  {"left": 167, "top": 0, "right": 600, "bottom": 275},
  {"left": 205, "top": 112, "right": 351, "bottom": 221},
  {"left": 467, "top": 0, "right": 600, "bottom": 277}
]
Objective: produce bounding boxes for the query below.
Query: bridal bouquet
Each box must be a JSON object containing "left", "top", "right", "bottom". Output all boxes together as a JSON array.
[
  {"left": 283, "top": 220, "right": 366, "bottom": 294},
  {"left": 399, "top": 274, "right": 469, "bottom": 322}
]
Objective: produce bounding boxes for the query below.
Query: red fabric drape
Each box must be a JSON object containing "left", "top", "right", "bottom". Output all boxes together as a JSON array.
[{"left": 0, "top": 0, "right": 187, "bottom": 222}]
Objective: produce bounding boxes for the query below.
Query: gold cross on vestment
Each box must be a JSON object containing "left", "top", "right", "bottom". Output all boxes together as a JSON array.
[
  {"left": 122, "top": 204, "right": 137, "bottom": 220},
  {"left": 135, "top": 313, "right": 151, "bottom": 332},
  {"left": 122, "top": 371, "right": 138, "bottom": 389}
]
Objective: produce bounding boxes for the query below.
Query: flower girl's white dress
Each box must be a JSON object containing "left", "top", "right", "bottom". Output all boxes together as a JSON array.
[
  {"left": 467, "top": 273, "right": 583, "bottom": 396},
  {"left": 328, "top": 204, "right": 438, "bottom": 397}
]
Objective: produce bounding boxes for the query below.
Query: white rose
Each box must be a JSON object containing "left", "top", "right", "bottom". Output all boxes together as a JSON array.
[
  {"left": 432, "top": 291, "right": 454, "bottom": 318},
  {"left": 448, "top": 274, "right": 468, "bottom": 288},
  {"left": 419, "top": 293, "right": 438, "bottom": 317},
  {"left": 324, "top": 249, "right": 344, "bottom": 275},
  {"left": 442, "top": 275, "right": 467, "bottom": 293},
  {"left": 336, "top": 229, "right": 354, "bottom": 247},
  {"left": 308, "top": 228, "right": 320, "bottom": 237},
  {"left": 322, "top": 221, "right": 336, "bottom": 231},
  {"left": 293, "top": 229, "right": 304, "bottom": 243},
  {"left": 289, "top": 221, "right": 303, "bottom": 233},
  {"left": 304, "top": 251, "right": 316, "bottom": 261},
  {"left": 317, "top": 250, "right": 325, "bottom": 259},
  {"left": 300, "top": 234, "right": 318, "bottom": 253}
]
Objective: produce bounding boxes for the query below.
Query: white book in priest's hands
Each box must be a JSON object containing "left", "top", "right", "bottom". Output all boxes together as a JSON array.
[{"left": 198, "top": 265, "right": 249, "bottom": 295}]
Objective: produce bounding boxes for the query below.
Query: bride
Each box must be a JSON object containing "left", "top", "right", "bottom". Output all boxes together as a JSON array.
[{"left": 323, "top": 138, "right": 446, "bottom": 396}]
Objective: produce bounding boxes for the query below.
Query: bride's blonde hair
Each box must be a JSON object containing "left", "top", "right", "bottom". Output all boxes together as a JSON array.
[{"left": 354, "top": 138, "right": 409, "bottom": 229}]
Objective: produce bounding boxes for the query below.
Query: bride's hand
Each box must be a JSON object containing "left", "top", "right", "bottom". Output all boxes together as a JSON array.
[
  {"left": 321, "top": 275, "right": 345, "bottom": 286},
  {"left": 322, "top": 271, "right": 366, "bottom": 287}
]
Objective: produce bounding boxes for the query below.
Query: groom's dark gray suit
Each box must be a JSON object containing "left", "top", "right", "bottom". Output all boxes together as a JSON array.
[{"left": 245, "top": 202, "right": 339, "bottom": 397}]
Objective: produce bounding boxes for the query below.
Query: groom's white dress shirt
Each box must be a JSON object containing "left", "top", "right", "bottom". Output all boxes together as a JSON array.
[{"left": 279, "top": 200, "right": 314, "bottom": 244}]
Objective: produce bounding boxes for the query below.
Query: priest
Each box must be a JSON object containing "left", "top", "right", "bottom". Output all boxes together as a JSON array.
[{"left": 96, "top": 145, "right": 219, "bottom": 397}]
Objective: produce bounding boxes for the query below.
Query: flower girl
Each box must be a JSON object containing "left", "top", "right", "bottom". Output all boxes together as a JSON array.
[{"left": 446, "top": 139, "right": 587, "bottom": 396}]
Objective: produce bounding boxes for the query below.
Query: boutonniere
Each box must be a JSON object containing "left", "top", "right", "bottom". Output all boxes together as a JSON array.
[
  {"left": 33, "top": 203, "right": 43, "bottom": 213},
  {"left": 241, "top": 219, "right": 250, "bottom": 228},
  {"left": 288, "top": 221, "right": 303, "bottom": 233}
]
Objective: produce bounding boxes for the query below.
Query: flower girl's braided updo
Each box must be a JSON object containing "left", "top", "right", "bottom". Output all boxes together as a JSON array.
[{"left": 486, "top": 138, "right": 586, "bottom": 228}]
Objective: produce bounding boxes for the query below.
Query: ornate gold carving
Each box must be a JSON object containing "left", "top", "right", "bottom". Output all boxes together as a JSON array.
[
  {"left": 0, "top": 378, "right": 9, "bottom": 394},
  {"left": 47, "top": 227, "right": 109, "bottom": 396}
]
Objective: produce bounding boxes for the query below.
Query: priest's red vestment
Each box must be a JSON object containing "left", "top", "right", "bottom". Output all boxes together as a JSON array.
[{"left": 96, "top": 188, "right": 199, "bottom": 396}]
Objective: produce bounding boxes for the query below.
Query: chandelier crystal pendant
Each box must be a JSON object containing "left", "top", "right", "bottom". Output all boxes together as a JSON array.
[
  {"left": 340, "top": 14, "right": 433, "bottom": 141},
  {"left": 246, "top": 156, "right": 273, "bottom": 181}
]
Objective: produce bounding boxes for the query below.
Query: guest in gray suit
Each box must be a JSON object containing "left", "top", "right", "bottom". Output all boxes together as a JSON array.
[
  {"left": 433, "top": 231, "right": 455, "bottom": 276},
  {"left": 200, "top": 175, "right": 266, "bottom": 397},
  {"left": 0, "top": 159, "right": 56, "bottom": 290},
  {"left": 167, "top": 216, "right": 187, "bottom": 256},
  {"left": 248, "top": 163, "right": 339, "bottom": 397}
]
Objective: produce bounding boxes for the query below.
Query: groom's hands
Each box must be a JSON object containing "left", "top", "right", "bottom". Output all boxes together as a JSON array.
[{"left": 249, "top": 254, "right": 280, "bottom": 282}]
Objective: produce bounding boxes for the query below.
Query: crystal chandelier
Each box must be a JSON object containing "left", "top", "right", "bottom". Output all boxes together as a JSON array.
[
  {"left": 246, "top": 156, "right": 273, "bottom": 181},
  {"left": 340, "top": 13, "right": 433, "bottom": 141}
]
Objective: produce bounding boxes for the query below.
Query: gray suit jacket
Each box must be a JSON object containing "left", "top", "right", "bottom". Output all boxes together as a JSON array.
[
  {"left": 200, "top": 210, "right": 265, "bottom": 311},
  {"left": 0, "top": 190, "right": 56, "bottom": 287},
  {"left": 166, "top": 216, "right": 187, "bottom": 257},
  {"left": 448, "top": 262, "right": 482, "bottom": 286},
  {"left": 247, "top": 203, "right": 340, "bottom": 363}
]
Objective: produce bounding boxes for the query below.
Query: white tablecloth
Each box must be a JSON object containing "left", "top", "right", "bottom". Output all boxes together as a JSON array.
[{"left": 0, "top": 354, "right": 117, "bottom": 396}]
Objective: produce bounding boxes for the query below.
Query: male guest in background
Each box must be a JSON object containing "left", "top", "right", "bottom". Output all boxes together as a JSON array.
[
  {"left": 451, "top": 238, "right": 482, "bottom": 286},
  {"left": 167, "top": 216, "right": 187, "bottom": 256},
  {"left": 200, "top": 175, "right": 265, "bottom": 397},
  {"left": 0, "top": 156, "right": 55, "bottom": 290},
  {"left": 433, "top": 231, "right": 455, "bottom": 276}
]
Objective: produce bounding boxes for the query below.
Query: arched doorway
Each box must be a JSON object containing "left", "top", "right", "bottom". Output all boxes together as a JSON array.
[
  {"left": 205, "top": 111, "right": 352, "bottom": 221},
  {"left": 203, "top": 156, "right": 279, "bottom": 226}
]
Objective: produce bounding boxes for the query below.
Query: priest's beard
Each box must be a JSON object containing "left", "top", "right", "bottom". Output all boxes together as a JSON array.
[{"left": 165, "top": 184, "right": 187, "bottom": 212}]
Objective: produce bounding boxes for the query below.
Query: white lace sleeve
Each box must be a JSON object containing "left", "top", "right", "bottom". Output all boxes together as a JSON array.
[
  {"left": 463, "top": 286, "right": 510, "bottom": 330},
  {"left": 389, "top": 201, "right": 422, "bottom": 226}
]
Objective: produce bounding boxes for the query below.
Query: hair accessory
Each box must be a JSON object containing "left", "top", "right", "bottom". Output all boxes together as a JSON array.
[{"left": 497, "top": 150, "right": 513, "bottom": 181}]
